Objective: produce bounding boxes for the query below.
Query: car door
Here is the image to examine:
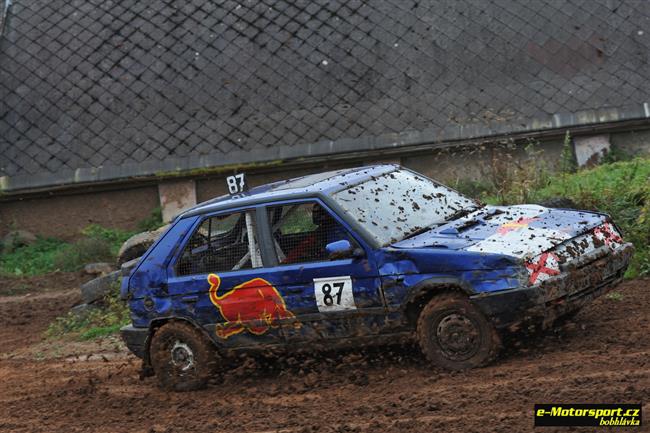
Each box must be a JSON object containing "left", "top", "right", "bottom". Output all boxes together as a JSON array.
[
  {"left": 258, "top": 199, "right": 387, "bottom": 343},
  {"left": 166, "top": 208, "right": 286, "bottom": 350}
]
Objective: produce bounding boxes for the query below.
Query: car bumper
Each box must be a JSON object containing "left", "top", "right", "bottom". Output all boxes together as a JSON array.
[
  {"left": 471, "top": 243, "right": 634, "bottom": 331},
  {"left": 120, "top": 325, "right": 148, "bottom": 359}
]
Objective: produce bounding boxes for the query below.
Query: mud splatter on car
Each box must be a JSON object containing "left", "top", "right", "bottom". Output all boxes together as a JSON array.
[{"left": 120, "top": 164, "right": 633, "bottom": 390}]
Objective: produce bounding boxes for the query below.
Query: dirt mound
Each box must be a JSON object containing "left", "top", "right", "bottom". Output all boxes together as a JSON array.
[{"left": 0, "top": 279, "right": 648, "bottom": 433}]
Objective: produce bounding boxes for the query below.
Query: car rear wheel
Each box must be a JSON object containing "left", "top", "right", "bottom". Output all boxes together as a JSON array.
[
  {"left": 417, "top": 293, "right": 500, "bottom": 370},
  {"left": 149, "top": 321, "right": 218, "bottom": 391}
]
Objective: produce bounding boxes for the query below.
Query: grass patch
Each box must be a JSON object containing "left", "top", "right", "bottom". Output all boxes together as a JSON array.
[
  {"left": 137, "top": 206, "right": 164, "bottom": 232},
  {"left": 0, "top": 237, "right": 68, "bottom": 276},
  {"left": 46, "top": 283, "right": 130, "bottom": 340},
  {"left": 52, "top": 237, "right": 114, "bottom": 271},
  {"left": 0, "top": 225, "right": 138, "bottom": 276},
  {"left": 79, "top": 323, "right": 125, "bottom": 340}
]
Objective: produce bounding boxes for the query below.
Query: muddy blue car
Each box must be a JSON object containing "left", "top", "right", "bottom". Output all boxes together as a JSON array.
[{"left": 120, "top": 165, "right": 633, "bottom": 390}]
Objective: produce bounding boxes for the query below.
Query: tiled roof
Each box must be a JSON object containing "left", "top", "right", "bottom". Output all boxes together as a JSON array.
[{"left": 1, "top": 0, "right": 649, "bottom": 192}]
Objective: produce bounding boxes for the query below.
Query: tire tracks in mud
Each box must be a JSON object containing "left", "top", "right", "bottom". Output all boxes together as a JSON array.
[{"left": 0, "top": 279, "right": 648, "bottom": 433}]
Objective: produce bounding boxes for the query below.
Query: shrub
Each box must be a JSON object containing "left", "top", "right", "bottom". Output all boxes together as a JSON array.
[
  {"left": 47, "top": 283, "right": 130, "bottom": 340},
  {"left": 81, "top": 224, "right": 135, "bottom": 254},
  {"left": 0, "top": 237, "right": 67, "bottom": 276},
  {"left": 52, "top": 237, "right": 114, "bottom": 271},
  {"left": 137, "top": 207, "right": 164, "bottom": 232}
]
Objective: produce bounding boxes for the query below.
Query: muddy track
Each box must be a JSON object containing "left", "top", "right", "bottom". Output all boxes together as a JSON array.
[{"left": 0, "top": 279, "right": 648, "bottom": 433}]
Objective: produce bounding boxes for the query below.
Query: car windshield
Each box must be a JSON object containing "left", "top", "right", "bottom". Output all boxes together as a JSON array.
[{"left": 332, "top": 169, "right": 479, "bottom": 246}]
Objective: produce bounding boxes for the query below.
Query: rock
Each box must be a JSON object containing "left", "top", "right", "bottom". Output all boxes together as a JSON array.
[
  {"left": 84, "top": 262, "right": 114, "bottom": 276},
  {"left": 117, "top": 225, "right": 169, "bottom": 266},
  {"left": 3, "top": 230, "right": 37, "bottom": 253},
  {"left": 81, "top": 270, "right": 121, "bottom": 304},
  {"left": 120, "top": 257, "right": 141, "bottom": 276}
]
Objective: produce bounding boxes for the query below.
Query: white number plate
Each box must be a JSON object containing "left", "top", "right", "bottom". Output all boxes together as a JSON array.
[{"left": 313, "top": 276, "right": 356, "bottom": 312}]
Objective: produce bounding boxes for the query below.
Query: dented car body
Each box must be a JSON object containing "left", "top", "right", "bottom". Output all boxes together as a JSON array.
[{"left": 120, "top": 165, "right": 633, "bottom": 385}]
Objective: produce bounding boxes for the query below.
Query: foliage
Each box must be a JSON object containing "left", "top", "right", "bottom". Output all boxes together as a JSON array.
[
  {"left": 47, "top": 284, "right": 130, "bottom": 340},
  {"left": 0, "top": 237, "right": 67, "bottom": 276},
  {"left": 80, "top": 224, "right": 135, "bottom": 254},
  {"left": 137, "top": 207, "right": 164, "bottom": 232},
  {"left": 460, "top": 141, "right": 552, "bottom": 205},
  {"left": 52, "top": 237, "right": 114, "bottom": 272},
  {"left": 559, "top": 130, "right": 577, "bottom": 174},
  {"left": 0, "top": 224, "right": 136, "bottom": 276}
]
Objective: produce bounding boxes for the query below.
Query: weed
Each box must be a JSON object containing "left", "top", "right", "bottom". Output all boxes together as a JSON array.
[
  {"left": 559, "top": 130, "right": 577, "bottom": 174},
  {"left": 138, "top": 207, "right": 164, "bottom": 232},
  {"left": 46, "top": 283, "right": 130, "bottom": 340},
  {"left": 53, "top": 237, "right": 113, "bottom": 271},
  {"left": 81, "top": 224, "right": 135, "bottom": 254},
  {"left": 0, "top": 237, "right": 67, "bottom": 276},
  {"left": 479, "top": 141, "right": 551, "bottom": 205}
]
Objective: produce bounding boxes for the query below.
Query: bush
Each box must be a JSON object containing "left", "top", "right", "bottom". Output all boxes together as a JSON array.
[
  {"left": 137, "top": 207, "right": 164, "bottom": 232},
  {"left": 80, "top": 224, "right": 135, "bottom": 254},
  {"left": 0, "top": 237, "right": 67, "bottom": 276},
  {"left": 52, "top": 237, "right": 114, "bottom": 271},
  {"left": 47, "top": 283, "right": 130, "bottom": 340}
]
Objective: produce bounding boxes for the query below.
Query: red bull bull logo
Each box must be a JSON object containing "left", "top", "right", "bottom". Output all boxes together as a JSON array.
[
  {"left": 208, "top": 274, "right": 300, "bottom": 339},
  {"left": 497, "top": 216, "right": 540, "bottom": 235}
]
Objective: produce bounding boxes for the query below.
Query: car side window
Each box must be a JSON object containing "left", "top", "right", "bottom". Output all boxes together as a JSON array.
[
  {"left": 267, "top": 202, "right": 359, "bottom": 265},
  {"left": 176, "top": 211, "right": 261, "bottom": 276}
]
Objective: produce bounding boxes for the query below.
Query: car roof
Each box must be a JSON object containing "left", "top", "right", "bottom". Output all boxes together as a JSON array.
[{"left": 179, "top": 164, "right": 398, "bottom": 219}]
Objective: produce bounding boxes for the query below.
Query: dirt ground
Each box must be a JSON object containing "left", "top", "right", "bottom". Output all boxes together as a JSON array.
[{"left": 0, "top": 278, "right": 648, "bottom": 433}]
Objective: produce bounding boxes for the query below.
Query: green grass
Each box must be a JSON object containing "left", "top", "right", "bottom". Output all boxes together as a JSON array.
[
  {"left": 0, "top": 225, "right": 138, "bottom": 276},
  {"left": 46, "top": 284, "right": 130, "bottom": 340},
  {"left": 0, "top": 237, "right": 68, "bottom": 276},
  {"left": 79, "top": 323, "right": 125, "bottom": 340}
]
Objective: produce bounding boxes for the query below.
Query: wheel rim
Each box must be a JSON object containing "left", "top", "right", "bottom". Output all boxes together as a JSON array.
[
  {"left": 436, "top": 313, "right": 480, "bottom": 361},
  {"left": 170, "top": 341, "right": 195, "bottom": 371}
]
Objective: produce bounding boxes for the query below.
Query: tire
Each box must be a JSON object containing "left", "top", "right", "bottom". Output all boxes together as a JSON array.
[
  {"left": 149, "top": 321, "right": 218, "bottom": 391},
  {"left": 417, "top": 293, "right": 501, "bottom": 370}
]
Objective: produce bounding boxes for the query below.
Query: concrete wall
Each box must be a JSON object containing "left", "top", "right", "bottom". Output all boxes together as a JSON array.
[
  {"left": 0, "top": 185, "right": 160, "bottom": 241},
  {"left": 2, "top": 125, "right": 649, "bottom": 241}
]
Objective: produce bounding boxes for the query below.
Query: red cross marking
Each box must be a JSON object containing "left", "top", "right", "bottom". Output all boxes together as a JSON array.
[{"left": 526, "top": 252, "right": 560, "bottom": 284}]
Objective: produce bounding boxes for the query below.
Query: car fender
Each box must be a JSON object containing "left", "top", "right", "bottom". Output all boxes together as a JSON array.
[
  {"left": 144, "top": 316, "right": 224, "bottom": 366},
  {"left": 401, "top": 276, "right": 476, "bottom": 324}
]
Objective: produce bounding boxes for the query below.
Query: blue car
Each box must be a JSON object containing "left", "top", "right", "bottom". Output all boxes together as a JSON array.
[{"left": 120, "top": 165, "right": 633, "bottom": 390}]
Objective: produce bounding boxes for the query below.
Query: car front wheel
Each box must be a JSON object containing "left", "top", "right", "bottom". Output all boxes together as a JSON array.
[
  {"left": 149, "top": 321, "right": 218, "bottom": 391},
  {"left": 417, "top": 293, "right": 501, "bottom": 370}
]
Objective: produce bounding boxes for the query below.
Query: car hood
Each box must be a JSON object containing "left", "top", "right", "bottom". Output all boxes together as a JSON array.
[{"left": 391, "top": 204, "right": 608, "bottom": 260}]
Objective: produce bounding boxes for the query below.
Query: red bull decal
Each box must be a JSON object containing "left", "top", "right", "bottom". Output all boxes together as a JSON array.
[
  {"left": 497, "top": 217, "right": 540, "bottom": 235},
  {"left": 208, "top": 274, "right": 300, "bottom": 339}
]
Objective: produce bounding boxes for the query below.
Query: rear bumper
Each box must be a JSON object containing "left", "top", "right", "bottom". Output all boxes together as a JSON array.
[
  {"left": 471, "top": 243, "right": 634, "bottom": 331},
  {"left": 120, "top": 325, "right": 148, "bottom": 359}
]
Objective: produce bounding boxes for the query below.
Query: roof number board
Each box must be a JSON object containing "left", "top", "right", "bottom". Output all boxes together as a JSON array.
[{"left": 226, "top": 173, "right": 247, "bottom": 195}]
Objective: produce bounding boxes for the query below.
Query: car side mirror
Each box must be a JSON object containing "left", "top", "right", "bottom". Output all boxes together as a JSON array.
[{"left": 325, "top": 240, "right": 365, "bottom": 260}]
